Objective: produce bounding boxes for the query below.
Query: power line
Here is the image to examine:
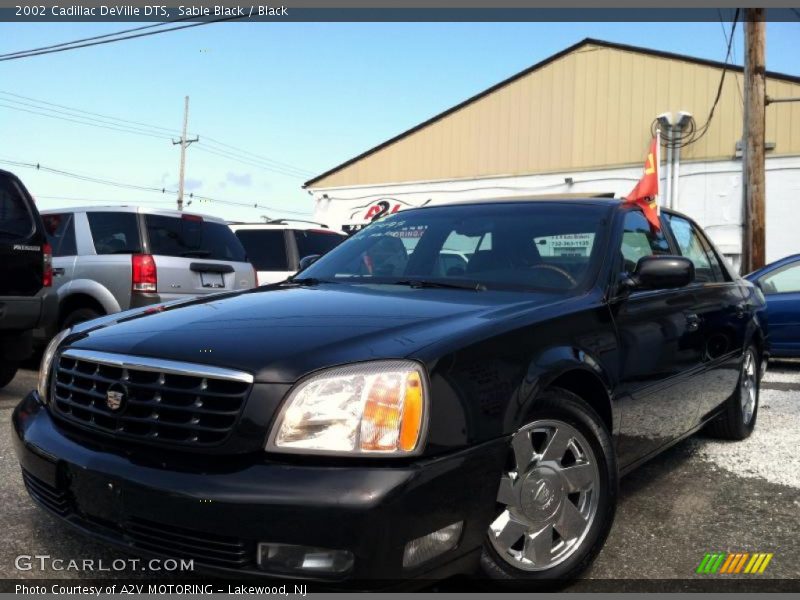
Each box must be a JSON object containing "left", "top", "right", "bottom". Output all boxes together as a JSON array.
[
  {"left": 193, "top": 145, "right": 311, "bottom": 179},
  {"left": 200, "top": 136, "right": 315, "bottom": 176},
  {"left": 0, "top": 101, "right": 174, "bottom": 140},
  {"left": 0, "top": 90, "right": 180, "bottom": 136},
  {"left": 0, "top": 158, "right": 311, "bottom": 215},
  {"left": 0, "top": 18, "right": 195, "bottom": 59},
  {"left": 0, "top": 16, "right": 244, "bottom": 62},
  {"left": 0, "top": 89, "right": 315, "bottom": 178}
]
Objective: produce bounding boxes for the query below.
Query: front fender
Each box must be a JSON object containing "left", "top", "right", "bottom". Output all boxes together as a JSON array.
[{"left": 502, "top": 345, "right": 616, "bottom": 434}]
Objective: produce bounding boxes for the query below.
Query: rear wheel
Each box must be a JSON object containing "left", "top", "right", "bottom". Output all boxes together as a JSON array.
[
  {"left": 0, "top": 362, "right": 18, "bottom": 389},
  {"left": 479, "top": 389, "right": 617, "bottom": 586},
  {"left": 706, "top": 345, "right": 759, "bottom": 440},
  {"left": 61, "top": 307, "right": 102, "bottom": 330}
]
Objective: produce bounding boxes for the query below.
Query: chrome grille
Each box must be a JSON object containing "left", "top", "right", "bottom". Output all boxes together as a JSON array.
[{"left": 51, "top": 349, "right": 252, "bottom": 447}]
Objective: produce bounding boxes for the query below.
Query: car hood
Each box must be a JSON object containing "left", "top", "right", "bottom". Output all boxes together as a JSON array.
[{"left": 68, "top": 284, "right": 565, "bottom": 383}]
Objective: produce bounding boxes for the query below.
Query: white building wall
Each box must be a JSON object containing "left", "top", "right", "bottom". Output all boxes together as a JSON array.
[{"left": 310, "top": 155, "right": 800, "bottom": 272}]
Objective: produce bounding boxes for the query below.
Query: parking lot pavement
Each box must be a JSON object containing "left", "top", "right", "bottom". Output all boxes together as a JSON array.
[{"left": 2, "top": 363, "right": 799, "bottom": 587}]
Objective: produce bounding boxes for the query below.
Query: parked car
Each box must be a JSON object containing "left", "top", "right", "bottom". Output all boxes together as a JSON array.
[
  {"left": 14, "top": 199, "right": 766, "bottom": 585},
  {"left": 229, "top": 220, "right": 346, "bottom": 285},
  {"left": 36, "top": 206, "right": 255, "bottom": 340},
  {"left": 745, "top": 253, "right": 800, "bottom": 357},
  {"left": 0, "top": 170, "right": 57, "bottom": 388}
]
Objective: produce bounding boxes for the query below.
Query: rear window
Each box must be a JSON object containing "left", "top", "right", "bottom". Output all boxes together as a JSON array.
[
  {"left": 234, "top": 229, "right": 288, "bottom": 271},
  {"left": 293, "top": 229, "right": 345, "bottom": 259},
  {"left": 87, "top": 212, "right": 142, "bottom": 254},
  {"left": 145, "top": 215, "right": 247, "bottom": 262},
  {"left": 0, "top": 173, "right": 34, "bottom": 240}
]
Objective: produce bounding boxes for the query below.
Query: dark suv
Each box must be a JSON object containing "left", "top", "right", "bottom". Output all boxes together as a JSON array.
[
  {"left": 0, "top": 170, "right": 56, "bottom": 388},
  {"left": 13, "top": 199, "right": 765, "bottom": 585}
]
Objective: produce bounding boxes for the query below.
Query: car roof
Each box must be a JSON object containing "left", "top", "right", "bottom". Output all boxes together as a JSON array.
[
  {"left": 39, "top": 205, "right": 228, "bottom": 225},
  {"left": 405, "top": 197, "right": 696, "bottom": 221}
]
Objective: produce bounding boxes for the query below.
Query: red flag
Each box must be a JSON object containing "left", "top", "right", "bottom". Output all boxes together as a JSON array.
[{"left": 625, "top": 137, "right": 661, "bottom": 231}]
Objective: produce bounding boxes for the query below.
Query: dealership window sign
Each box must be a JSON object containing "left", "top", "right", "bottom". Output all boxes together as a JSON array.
[{"left": 341, "top": 198, "right": 427, "bottom": 235}]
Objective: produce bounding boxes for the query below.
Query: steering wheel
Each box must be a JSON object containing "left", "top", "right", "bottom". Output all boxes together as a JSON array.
[{"left": 527, "top": 263, "right": 578, "bottom": 287}]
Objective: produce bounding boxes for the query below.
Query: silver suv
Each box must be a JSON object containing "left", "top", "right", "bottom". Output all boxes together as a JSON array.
[{"left": 37, "top": 206, "right": 255, "bottom": 338}]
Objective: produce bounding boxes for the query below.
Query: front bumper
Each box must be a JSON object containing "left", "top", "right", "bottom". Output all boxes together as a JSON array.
[{"left": 12, "top": 391, "right": 506, "bottom": 584}]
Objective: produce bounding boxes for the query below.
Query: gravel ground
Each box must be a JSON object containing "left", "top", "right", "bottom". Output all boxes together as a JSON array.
[
  {"left": 1, "top": 361, "right": 799, "bottom": 588},
  {"left": 689, "top": 364, "right": 800, "bottom": 488}
]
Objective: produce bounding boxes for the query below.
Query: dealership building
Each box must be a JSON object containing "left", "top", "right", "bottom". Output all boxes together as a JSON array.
[{"left": 304, "top": 38, "right": 800, "bottom": 270}]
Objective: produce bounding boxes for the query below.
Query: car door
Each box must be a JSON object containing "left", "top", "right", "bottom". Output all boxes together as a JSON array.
[
  {"left": 42, "top": 212, "right": 78, "bottom": 297},
  {"left": 755, "top": 259, "right": 800, "bottom": 356},
  {"left": 664, "top": 214, "right": 747, "bottom": 421},
  {"left": 610, "top": 209, "right": 706, "bottom": 468}
]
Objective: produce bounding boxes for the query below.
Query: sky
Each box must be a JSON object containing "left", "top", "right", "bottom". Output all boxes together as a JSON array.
[{"left": 1, "top": 18, "right": 799, "bottom": 222}]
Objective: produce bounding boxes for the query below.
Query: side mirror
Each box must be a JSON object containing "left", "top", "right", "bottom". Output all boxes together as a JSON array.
[
  {"left": 627, "top": 256, "right": 695, "bottom": 290},
  {"left": 298, "top": 254, "right": 321, "bottom": 271}
]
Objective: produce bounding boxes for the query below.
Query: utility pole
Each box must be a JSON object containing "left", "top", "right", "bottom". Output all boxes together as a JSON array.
[
  {"left": 172, "top": 95, "right": 199, "bottom": 211},
  {"left": 742, "top": 8, "right": 766, "bottom": 273}
]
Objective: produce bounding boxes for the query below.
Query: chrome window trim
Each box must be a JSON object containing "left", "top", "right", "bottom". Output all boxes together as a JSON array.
[{"left": 60, "top": 348, "right": 254, "bottom": 384}]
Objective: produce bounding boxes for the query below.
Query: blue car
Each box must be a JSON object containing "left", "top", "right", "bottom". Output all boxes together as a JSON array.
[{"left": 746, "top": 254, "right": 800, "bottom": 358}]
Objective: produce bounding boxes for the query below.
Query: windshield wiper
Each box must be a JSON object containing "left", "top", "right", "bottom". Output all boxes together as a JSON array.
[
  {"left": 391, "top": 279, "right": 487, "bottom": 291},
  {"left": 285, "top": 277, "right": 336, "bottom": 286}
]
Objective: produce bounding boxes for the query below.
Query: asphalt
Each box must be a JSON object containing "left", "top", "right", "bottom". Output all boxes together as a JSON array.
[{"left": 2, "top": 362, "right": 799, "bottom": 590}]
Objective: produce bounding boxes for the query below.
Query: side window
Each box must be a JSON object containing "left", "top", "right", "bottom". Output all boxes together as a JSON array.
[
  {"left": 234, "top": 230, "right": 289, "bottom": 271},
  {"left": 42, "top": 213, "right": 77, "bottom": 257},
  {"left": 620, "top": 210, "right": 671, "bottom": 274},
  {"left": 0, "top": 173, "right": 34, "bottom": 240},
  {"left": 86, "top": 212, "right": 142, "bottom": 255},
  {"left": 667, "top": 215, "right": 724, "bottom": 283},
  {"left": 759, "top": 263, "right": 800, "bottom": 294}
]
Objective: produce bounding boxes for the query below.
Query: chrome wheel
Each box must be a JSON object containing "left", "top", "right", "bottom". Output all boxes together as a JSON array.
[
  {"left": 741, "top": 350, "right": 758, "bottom": 425},
  {"left": 489, "top": 420, "right": 600, "bottom": 572}
]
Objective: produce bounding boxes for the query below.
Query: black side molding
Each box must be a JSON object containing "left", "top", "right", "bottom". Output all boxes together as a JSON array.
[{"left": 190, "top": 262, "right": 234, "bottom": 274}]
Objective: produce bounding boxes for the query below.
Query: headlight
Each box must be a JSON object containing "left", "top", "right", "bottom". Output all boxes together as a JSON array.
[
  {"left": 267, "top": 360, "right": 428, "bottom": 456},
  {"left": 37, "top": 327, "right": 72, "bottom": 402}
]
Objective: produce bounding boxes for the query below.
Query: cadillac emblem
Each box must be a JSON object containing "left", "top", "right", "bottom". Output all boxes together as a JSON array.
[{"left": 105, "top": 385, "right": 127, "bottom": 412}]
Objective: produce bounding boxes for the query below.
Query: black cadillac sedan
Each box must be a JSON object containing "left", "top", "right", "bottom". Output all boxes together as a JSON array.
[{"left": 13, "top": 199, "right": 766, "bottom": 585}]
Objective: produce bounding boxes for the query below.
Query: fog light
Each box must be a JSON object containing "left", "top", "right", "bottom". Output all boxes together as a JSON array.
[
  {"left": 257, "top": 543, "right": 353, "bottom": 575},
  {"left": 402, "top": 521, "right": 463, "bottom": 569}
]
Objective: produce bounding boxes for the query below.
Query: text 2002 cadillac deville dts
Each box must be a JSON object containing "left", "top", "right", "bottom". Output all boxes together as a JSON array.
[{"left": 13, "top": 200, "right": 767, "bottom": 586}]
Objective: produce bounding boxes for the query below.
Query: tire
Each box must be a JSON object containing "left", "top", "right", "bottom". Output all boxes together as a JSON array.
[
  {"left": 705, "top": 345, "right": 759, "bottom": 440},
  {"left": 61, "top": 307, "right": 102, "bottom": 330},
  {"left": 479, "top": 388, "right": 618, "bottom": 587},
  {"left": 0, "top": 362, "right": 18, "bottom": 389}
]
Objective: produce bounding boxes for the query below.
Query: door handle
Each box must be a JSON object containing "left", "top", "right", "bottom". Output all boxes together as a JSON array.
[
  {"left": 686, "top": 313, "right": 701, "bottom": 332},
  {"left": 52, "top": 268, "right": 65, "bottom": 276}
]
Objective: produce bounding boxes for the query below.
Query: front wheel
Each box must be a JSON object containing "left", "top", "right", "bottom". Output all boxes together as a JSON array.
[
  {"left": 479, "top": 388, "right": 617, "bottom": 586},
  {"left": 706, "top": 345, "right": 759, "bottom": 440}
]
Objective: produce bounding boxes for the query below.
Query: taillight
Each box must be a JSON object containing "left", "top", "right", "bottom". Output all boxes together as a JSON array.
[
  {"left": 132, "top": 254, "right": 157, "bottom": 292},
  {"left": 42, "top": 243, "right": 53, "bottom": 287}
]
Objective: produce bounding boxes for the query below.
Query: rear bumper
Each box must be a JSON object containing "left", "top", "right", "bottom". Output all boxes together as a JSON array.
[{"left": 12, "top": 391, "right": 505, "bottom": 584}]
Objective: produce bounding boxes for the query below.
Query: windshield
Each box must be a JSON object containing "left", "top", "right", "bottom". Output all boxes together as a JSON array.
[{"left": 299, "top": 202, "right": 611, "bottom": 292}]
